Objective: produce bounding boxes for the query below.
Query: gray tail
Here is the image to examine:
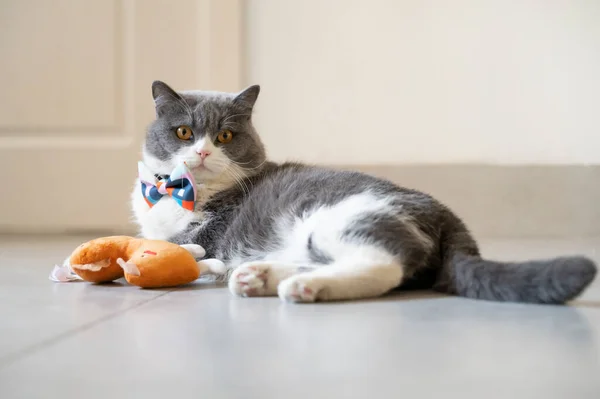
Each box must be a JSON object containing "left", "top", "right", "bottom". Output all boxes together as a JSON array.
[{"left": 444, "top": 251, "right": 597, "bottom": 304}]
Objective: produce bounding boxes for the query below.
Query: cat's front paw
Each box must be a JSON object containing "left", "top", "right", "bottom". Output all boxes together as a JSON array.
[
  {"left": 228, "top": 262, "right": 272, "bottom": 297},
  {"left": 278, "top": 275, "right": 324, "bottom": 303}
]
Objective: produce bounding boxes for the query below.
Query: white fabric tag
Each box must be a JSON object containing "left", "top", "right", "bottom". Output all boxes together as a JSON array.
[{"left": 49, "top": 257, "right": 83, "bottom": 282}]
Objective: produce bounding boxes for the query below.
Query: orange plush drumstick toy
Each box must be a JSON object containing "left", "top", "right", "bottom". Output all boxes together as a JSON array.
[{"left": 51, "top": 236, "right": 225, "bottom": 288}]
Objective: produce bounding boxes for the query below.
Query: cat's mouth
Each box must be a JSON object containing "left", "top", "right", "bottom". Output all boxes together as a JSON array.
[
  {"left": 192, "top": 163, "right": 211, "bottom": 172},
  {"left": 183, "top": 160, "right": 210, "bottom": 172}
]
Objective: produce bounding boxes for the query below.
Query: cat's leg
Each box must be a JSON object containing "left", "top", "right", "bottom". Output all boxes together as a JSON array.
[
  {"left": 229, "top": 261, "right": 315, "bottom": 297},
  {"left": 276, "top": 197, "right": 435, "bottom": 302},
  {"left": 277, "top": 259, "right": 404, "bottom": 303}
]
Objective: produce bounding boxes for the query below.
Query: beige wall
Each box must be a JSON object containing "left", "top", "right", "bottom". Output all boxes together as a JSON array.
[{"left": 245, "top": 0, "right": 600, "bottom": 165}]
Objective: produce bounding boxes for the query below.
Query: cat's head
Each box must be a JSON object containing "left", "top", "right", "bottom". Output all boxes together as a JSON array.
[{"left": 142, "top": 81, "right": 266, "bottom": 185}]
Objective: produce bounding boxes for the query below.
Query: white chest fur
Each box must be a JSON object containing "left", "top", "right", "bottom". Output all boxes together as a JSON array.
[{"left": 131, "top": 179, "right": 201, "bottom": 240}]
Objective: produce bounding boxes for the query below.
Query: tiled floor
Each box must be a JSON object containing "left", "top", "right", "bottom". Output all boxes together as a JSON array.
[{"left": 0, "top": 235, "right": 599, "bottom": 399}]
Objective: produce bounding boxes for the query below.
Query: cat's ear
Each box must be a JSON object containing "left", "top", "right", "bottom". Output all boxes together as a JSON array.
[
  {"left": 233, "top": 85, "right": 260, "bottom": 111},
  {"left": 151, "top": 80, "right": 182, "bottom": 117}
]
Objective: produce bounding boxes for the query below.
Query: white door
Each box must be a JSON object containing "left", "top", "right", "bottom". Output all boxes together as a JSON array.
[{"left": 0, "top": 0, "right": 242, "bottom": 233}]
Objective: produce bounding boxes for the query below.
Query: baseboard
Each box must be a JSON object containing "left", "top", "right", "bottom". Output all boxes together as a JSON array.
[{"left": 336, "top": 164, "right": 600, "bottom": 239}]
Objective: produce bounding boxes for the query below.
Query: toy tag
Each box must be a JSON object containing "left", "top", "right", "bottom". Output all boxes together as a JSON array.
[{"left": 49, "top": 257, "right": 83, "bottom": 282}]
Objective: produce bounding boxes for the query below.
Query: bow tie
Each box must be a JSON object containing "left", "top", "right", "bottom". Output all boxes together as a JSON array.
[{"left": 138, "top": 162, "right": 197, "bottom": 211}]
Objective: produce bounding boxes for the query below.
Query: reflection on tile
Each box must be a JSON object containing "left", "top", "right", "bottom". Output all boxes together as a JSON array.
[{"left": 0, "top": 235, "right": 164, "bottom": 362}]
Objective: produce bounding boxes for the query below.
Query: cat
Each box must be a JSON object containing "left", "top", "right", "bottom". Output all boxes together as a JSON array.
[{"left": 131, "top": 81, "right": 597, "bottom": 304}]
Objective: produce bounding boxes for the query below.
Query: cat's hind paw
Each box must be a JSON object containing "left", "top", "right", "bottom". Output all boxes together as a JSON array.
[
  {"left": 277, "top": 275, "right": 323, "bottom": 303},
  {"left": 228, "top": 262, "right": 272, "bottom": 297}
]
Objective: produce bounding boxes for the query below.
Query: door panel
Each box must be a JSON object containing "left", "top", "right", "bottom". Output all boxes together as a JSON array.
[
  {"left": 0, "top": 0, "right": 118, "bottom": 129},
  {"left": 0, "top": 0, "right": 242, "bottom": 233}
]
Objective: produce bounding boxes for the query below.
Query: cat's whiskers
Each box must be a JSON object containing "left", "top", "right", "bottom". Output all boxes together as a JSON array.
[
  {"left": 224, "top": 165, "right": 251, "bottom": 197},
  {"left": 165, "top": 92, "right": 194, "bottom": 122},
  {"left": 230, "top": 167, "right": 251, "bottom": 196},
  {"left": 221, "top": 114, "right": 252, "bottom": 131},
  {"left": 223, "top": 169, "right": 247, "bottom": 196},
  {"left": 222, "top": 121, "right": 244, "bottom": 131},
  {"left": 221, "top": 113, "right": 251, "bottom": 125},
  {"left": 200, "top": 157, "right": 249, "bottom": 196},
  {"left": 231, "top": 158, "right": 268, "bottom": 172},
  {"left": 230, "top": 159, "right": 254, "bottom": 166}
]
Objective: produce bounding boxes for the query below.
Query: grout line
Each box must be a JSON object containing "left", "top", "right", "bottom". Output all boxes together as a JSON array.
[{"left": 0, "top": 291, "right": 172, "bottom": 370}]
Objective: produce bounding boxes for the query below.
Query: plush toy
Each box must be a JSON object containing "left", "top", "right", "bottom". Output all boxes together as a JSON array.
[{"left": 50, "top": 236, "right": 225, "bottom": 288}]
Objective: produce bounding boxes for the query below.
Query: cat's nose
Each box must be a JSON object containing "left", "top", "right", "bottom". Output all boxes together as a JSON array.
[{"left": 196, "top": 149, "right": 211, "bottom": 159}]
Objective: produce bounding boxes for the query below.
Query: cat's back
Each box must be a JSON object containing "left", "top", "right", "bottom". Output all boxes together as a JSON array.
[{"left": 232, "top": 162, "right": 434, "bottom": 217}]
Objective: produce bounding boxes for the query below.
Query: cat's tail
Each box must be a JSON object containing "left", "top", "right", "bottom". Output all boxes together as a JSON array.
[
  {"left": 438, "top": 228, "right": 597, "bottom": 304},
  {"left": 442, "top": 252, "right": 597, "bottom": 304}
]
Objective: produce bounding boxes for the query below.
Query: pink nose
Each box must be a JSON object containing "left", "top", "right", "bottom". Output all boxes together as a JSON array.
[{"left": 197, "top": 149, "right": 211, "bottom": 159}]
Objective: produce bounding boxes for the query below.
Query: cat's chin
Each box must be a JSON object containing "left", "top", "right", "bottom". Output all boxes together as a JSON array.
[
  {"left": 191, "top": 168, "right": 214, "bottom": 180},
  {"left": 190, "top": 166, "right": 226, "bottom": 185}
]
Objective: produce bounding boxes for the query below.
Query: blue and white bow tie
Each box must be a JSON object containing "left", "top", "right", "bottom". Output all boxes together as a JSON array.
[{"left": 138, "top": 162, "right": 197, "bottom": 211}]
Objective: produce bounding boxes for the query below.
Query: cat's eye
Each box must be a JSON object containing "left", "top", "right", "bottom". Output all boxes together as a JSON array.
[
  {"left": 176, "top": 126, "right": 193, "bottom": 140},
  {"left": 217, "top": 130, "right": 233, "bottom": 144}
]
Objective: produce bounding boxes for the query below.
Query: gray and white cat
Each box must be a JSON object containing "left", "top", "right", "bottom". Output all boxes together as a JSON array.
[{"left": 131, "top": 81, "right": 597, "bottom": 303}]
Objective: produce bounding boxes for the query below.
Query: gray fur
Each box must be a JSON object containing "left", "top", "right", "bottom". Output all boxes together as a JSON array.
[
  {"left": 145, "top": 82, "right": 597, "bottom": 305},
  {"left": 307, "top": 234, "right": 333, "bottom": 264}
]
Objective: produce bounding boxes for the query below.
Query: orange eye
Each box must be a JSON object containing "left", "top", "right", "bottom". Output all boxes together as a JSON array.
[
  {"left": 217, "top": 130, "right": 233, "bottom": 144},
  {"left": 176, "top": 126, "right": 193, "bottom": 140}
]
